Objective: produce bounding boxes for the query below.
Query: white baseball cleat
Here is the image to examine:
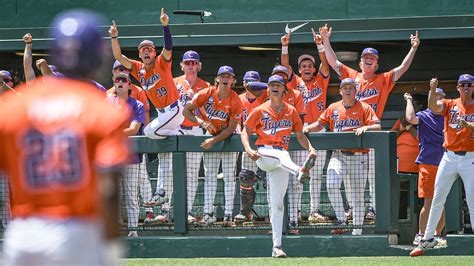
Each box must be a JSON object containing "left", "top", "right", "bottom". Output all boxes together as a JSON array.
[
  {"left": 272, "top": 247, "right": 287, "bottom": 258},
  {"left": 198, "top": 213, "right": 217, "bottom": 226},
  {"left": 410, "top": 238, "right": 438, "bottom": 257},
  {"left": 144, "top": 193, "right": 168, "bottom": 207},
  {"left": 412, "top": 233, "right": 423, "bottom": 245},
  {"left": 127, "top": 231, "right": 138, "bottom": 237}
]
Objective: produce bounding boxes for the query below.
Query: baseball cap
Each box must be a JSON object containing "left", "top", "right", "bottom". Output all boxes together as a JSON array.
[
  {"left": 243, "top": 70, "right": 260, "bottom": 82},
  {"left": 112, "top": 60, "right": 124, "bottom": 70},
  {"left": 271, "top": 65, "right": 288, "bottom": 76},
  {"left": 458, "top": 74, "right": 473, "bottom": 84},
  {"left": 340, "top": 78, "right": 357, "bottom": 88},
  {"left": 48, "top": 65, "right": 57, "bottom": 72},
  {"left": 217, "top": 66, "right": 235, "bottom": 77},
  {"left": 113, "top": 72, "right": 130, "bottom": 81},
  {"left": 435, "top": 88, "right": 445, "bottom": 96},
  {"left": 297, "top": 54, "right": 315, "bottom": 66},
  {"left": 1, "top": 70, "right": 12, "bottom": 78},
  {"left": 247, "top": 81, "right": 268, "bottom": 91},
  {"left": 182, "top": 50, "right": 200, "bottom": 62},
  {"left": 268, "top": 75, "right": 285, "bottom": 85},
  {"left": 361, "top": 47, "right": 379, "bottom": 59},
  {"left": 138, "top": 40, "right": 155, "bottom": 50}
]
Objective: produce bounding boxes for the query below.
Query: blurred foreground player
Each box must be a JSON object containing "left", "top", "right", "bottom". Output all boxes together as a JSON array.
[{"left": 0, "top": 10, "right": 130, "bottom": 266}]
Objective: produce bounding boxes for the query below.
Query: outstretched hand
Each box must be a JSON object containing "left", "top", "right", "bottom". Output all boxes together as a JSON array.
[
  {"left": 311, "top": 28, "right": 322, "bottom": 45},
  {"left": 109, "top": 20, "right": 118, "bottom": 38},
  {"left": 281, "top": 31, "right": 291, "bottom": 46},
  {"left": 160, "top": 8, "right": 169, "bottom": 26},
  {"left": 319, "top": 23, "right": 332, "bottom": 41},
  {"left": 410, "top": 31, "right": 420, "bottom": 48}
]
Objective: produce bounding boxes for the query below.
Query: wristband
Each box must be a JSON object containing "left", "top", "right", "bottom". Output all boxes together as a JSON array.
[
  {"left": 281, "top": 46, "right": 288, "bottom": 55},
  {"left": 163, "top": 26, "right": 172, "bottom": 51},
  {"left": 111, "top": 36, "right": 118, "bottom": 39},
  {"left": 317, "top": 44, "right": 325, "bottom": 53}
]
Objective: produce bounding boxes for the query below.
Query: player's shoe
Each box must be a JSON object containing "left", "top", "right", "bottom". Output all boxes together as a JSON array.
[
  {"left": 127, "top": 231, "right": 138, "bottom": 237},
  {"left": 198, "top": 213, "right": 216, "bottom": 226},
  {"left": 222, "top": 214, "right": 233, "bottom": 227},
  {"left": 144, "top": 193, "right": 168, "bottom": 207},
  {"left": 365, "top": 207, "right": 376, "bottom": 221},
  {"left": 187, "top": 213, "right": 198, "bottom": 224},
  {"left": 331, "top": 220, "right": 350, "bottom": 235},
  {"left": 272, "top": 246, "right": 287, "bottom": 258},
  {"left": 412, "top": 233, "right": 423, "bottom": 245},
  {"left": 234, "top": 213, "right": 252, "bottom": 223},
  {"left": 143, "top": 211, "right": 155, "bottom": 224},
  {"left": 410, "top": 238, "right": 438, "bottom": 257},
  {"left": 297, "top": 154, "right": 316, "bottom": 184},
  {"left": 344, "top": 207, "right": 353, "bottom": 221},
  {"left": 288, "top": 221, "right": 300, "bottom": 235},
  {"left": 154, "top": 210, "right": 169, "bottom": 223},
  {"left": 308, "top": 210, "right": 330, "bottom": 223},
  {"left": 434, "top": 235, "right": 447, "bottom": 247}
]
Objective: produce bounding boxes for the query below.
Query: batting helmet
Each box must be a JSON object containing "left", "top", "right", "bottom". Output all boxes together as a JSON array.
[{"left": 50, "top": 9, "right": 106, "bottom": 79}]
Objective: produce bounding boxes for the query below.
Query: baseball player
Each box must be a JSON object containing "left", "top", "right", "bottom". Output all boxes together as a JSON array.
[
  {"left": 107, "top": 72, "right": 149, "bottom": 237},
  {"left": 304, "top": 78, "right": 381, "bottom": 235},
  {"left": 0, "top": 70, "right": 18, "bottom": 95},
  {"left": 320, "top": 24, "right": 420, "bottom": 219},
  {"left": 109, "top": 8, "right": 183, "bottom": 213},
  {"left": 173, "top": 50, "right": 211, "bottom": 224},
  {"left": 404, "top": 89, "right": 446, "bottom": 246},
  {"left": 235, "top": 71, "right": 268, "bottom": 223},
  {"left": 411, "top": 75, "right": 474, "bottom": 256},
  {"left": 269, "top": 65, "right": 306, "bottom": 232},
  {"left": 280, "top": 27, "right": 331, "bottom": 223},
  {"left": 183, "top": 66, "right": 243, "bottom": 227},
  {"left": 242, "top": 74, "right": 316, "bottom": 258},
  {"left": 0, "top": 10, "right": 129, "bottom": 265}
]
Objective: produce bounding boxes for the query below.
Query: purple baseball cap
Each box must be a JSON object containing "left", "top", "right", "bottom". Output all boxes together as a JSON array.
[
  {"left": 48, "top": 65, "right": 58, "bottom": 72},
  {"left": 297, "top": 54, "right": 315, "bottom": 66},
  {"left": 361, "top": 47, "right": 379, "bottom": 59},
  {"left": 112, "top": 60, "right": 123, "bottom": 70},
  {"left": 340, "top": 78, "right": 357, "bottom": 88},
  {"left": 435, "top": 88, "right": 445, "bottom": 96},
  {"left": 243, "top": 70, "right": 260, "bottom": 82},
  {"left": 268, "top": 75, "right": 285, "bottom": 85},
  {"left": 182, "top": 50, "right": 200, "bottom": 62},
  {"left": 271, "top": 65, "right": 288, "bottom": 75},
  {"left": 217, "top": 66, "right": 235, "bottom": 77},
  {"left": 138, "top": 39, "right": 155, "bottom": 50},
  {"left": 247, "top": 81, "right": 268, "bottom": 91},
  {"left": 458, "top": 74, "right": 473, "bottom": 84},
  {"left": 1, "top": 70, "right": 12, "bottom": 78}
]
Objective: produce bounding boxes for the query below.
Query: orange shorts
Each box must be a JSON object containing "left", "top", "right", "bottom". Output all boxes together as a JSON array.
[{"left": 418, "top": 164, "right": 438, "bottom": 198}]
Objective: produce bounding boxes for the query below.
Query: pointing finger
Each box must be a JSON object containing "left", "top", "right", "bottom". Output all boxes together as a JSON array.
[
  {"left": 415, "top": 30, "right": 419, "bottom": 38},
  {"left": 161, "top": 8, "right": 165, "bottom": 16},
  {"left": 311, "top": 28, "right": 316, "bottom": 36},
  {"left": 112, "top": 20, "right": 116, "bottom": 27}
]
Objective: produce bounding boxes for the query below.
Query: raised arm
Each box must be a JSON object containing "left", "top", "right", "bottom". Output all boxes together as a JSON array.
[
  {"left": 108, "top": 20, "right": 133, "bottom": 70},
  {"left": 392, "top": 31, "right": 420, "bottom": 82},
  {"left": 160, "top": 8, "right": 172, "bottom": 61},
  {"left": 320, "top": 24, "right": 341, "bottom": 76},
  {"left": 280, "top": 31, "right": 291, "bottom": 72},
  {"left": 311, "top": 28, "right": 329, "bottom": 77},
  {"left": 404, "top": 93, "right": 419, "bottom": 125},
  {"left": 36, "top": 59, "right": 54, "bottom": 76},
  {"left": 428, "top": 78, "right": 444, "bottom": 113},
  {"left": 23, "top": 33, "right": 36, "bottom": 82}
]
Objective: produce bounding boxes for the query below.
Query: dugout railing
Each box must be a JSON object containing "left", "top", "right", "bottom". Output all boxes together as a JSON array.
[{"left": 130, "top": 131, "right": 398, "bottom": 236}]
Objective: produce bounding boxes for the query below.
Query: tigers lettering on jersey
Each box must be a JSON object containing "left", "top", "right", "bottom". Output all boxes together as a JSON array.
[
  {"left": 441, "top": 98, "right": 474, "bottom": 151},
  {"left": 330, "top": 112, "right": 362, "bottom": 132},
  {"left": 138, "top": 71, "right": 160, "bottom": 91},
  {"left": 260, "top": 112, "right": 293, "bottom": 135},
  {"left": 204, "top": 97, "right": 229, "bottom": 121}
]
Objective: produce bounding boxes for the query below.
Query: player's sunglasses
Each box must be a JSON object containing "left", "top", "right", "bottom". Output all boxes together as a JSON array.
[
  {"left": 114, "top": 77, "right": 129, "bottom": 83},
  {"left": 3, "top": 78, "right": 12, "bottom": 83},
  {"left": 183, "top": 61, "right": 199, "bottom": 66},
  {"left": 244, "top": 79, "right": 257, "bottom": 83},
  {"left": 114, "top": 66, "right": 129, "bottom": 72},
  {"left": 140, "top": 47, "right": 155, "bottom": 53},
  {"left": 459, "top": 83, "right": 472, "bottom": 88}
]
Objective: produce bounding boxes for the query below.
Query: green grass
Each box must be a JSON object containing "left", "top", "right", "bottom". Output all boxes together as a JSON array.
[{"left": 123, "top": 256, "right": 474, "bottom": 266}]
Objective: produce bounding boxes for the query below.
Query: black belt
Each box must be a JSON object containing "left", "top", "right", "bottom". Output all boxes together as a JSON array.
[
  {"left": 180, "top": 125, "right": 194, "bottom": 130},
  {"left": 257, "top": 145, "right": 283, "bottom": 151},
  {"left": 158, "top": 100, "right": 179, "bottom": 113},
  {"left": 454, "top": 151, "right": 467, "bottom": 156}
]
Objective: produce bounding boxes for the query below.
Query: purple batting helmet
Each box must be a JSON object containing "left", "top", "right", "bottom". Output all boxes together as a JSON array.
[
  {"left": 361, "top": 47, "right": 379, "bottom": 59},
  {"left": 243, "top": 71, "right": 260, "bottom": 82},
  {"left": 50, "top": 9, "right": 106, "bottom": 79}
]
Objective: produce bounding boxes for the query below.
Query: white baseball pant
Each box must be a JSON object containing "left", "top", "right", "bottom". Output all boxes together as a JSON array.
[
  {"left": 309, "top": 150, "right": 327, "bottom": 213},
  {"left": 327, "top": 151, "right": 369, "bottom": 235},
  {"left": 0, "top": 171, "right": 11, "bottom": 228},
  {"left": 288, "top": 150, "right": 305, "bottom": 224},
  {"left": 156, "top": 152, "right": 173, "bottom": 212},
  {"left": 202, "top": 152, "right": 238, "bottom": 216},
  {"left": 180, "top": 126, "right": 204, "bottom": 214},
  {"left": 424, "top": 151, "right": 474, "bottom": 240},
  {"left": 4, "top": 217, "right": 106, "bottom": 266},
  {"left": 368, "top": 149, "right": 376, "bottom": 211},
  {"left": 144, "top": 100, "right": 184, "bottom": 139},
  {"left": 256, "top": 146, "right": 300, "bottom": 248}
]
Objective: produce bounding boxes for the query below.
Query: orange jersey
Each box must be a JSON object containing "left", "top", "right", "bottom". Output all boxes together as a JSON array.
[
  {"left": 240, "top": 91, "right": 268, "bottom": 123},
  {"left": 282, "top": 88, "right": 306, "bottom": 115},
  {"left": 107, "top": 83, "right": 150, "bottom": 123},
  {"left": 340, "top": 64, "right": 395, "bottom": 118},
  {"left": 174, "top": 75, "right": 210, "bottom": 127},
  {"left": 245, "top": 101, "right": 303, "bottom": 150},
  {"left": 191, "top": 86, "right": 243, "bottom": 134},
  {"left": 130, "top": 55, "right": 179, "bottom": 109},
  {"left": 287, "top": 73, "right": 330, "bottom": 123},
  {"left": 319, "top": 100, "right": 380, "bottom": 152},
  {"left": 441, "top": 98, "right": 474, "bottom": 151},
  {"left": 0, "top": 77, "right": 130, "bottom": 219}
]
